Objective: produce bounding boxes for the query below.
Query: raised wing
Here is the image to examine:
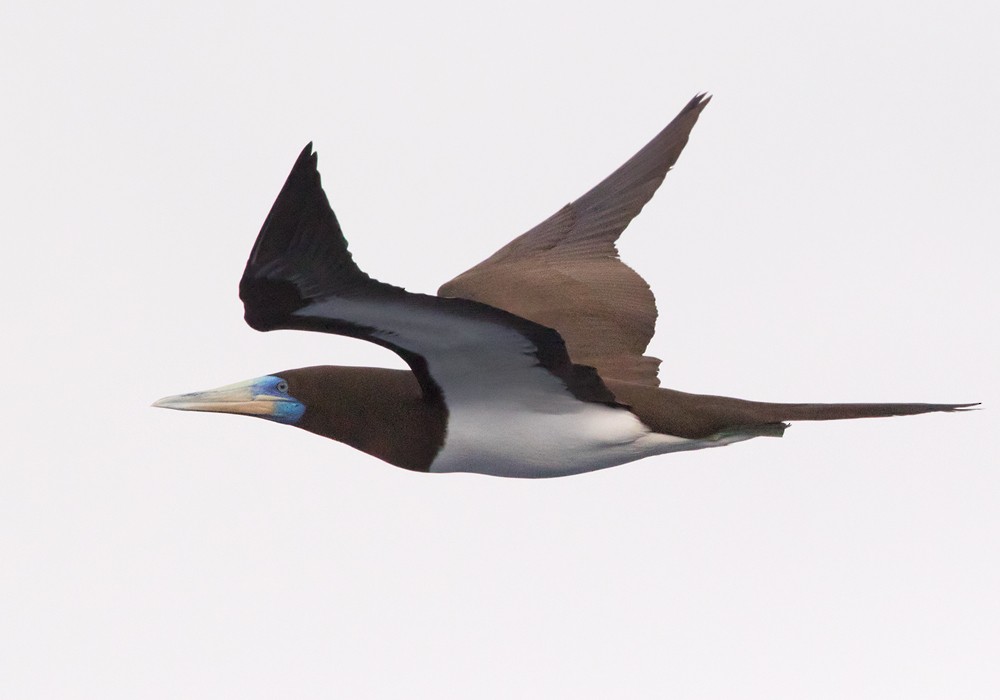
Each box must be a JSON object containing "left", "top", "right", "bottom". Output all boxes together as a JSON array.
[
  {"left": 239, "top": 144, "right": 620, "bottom": 408},
  {"left": 438, "top": 94, "right": 710, "bottom": 387}
]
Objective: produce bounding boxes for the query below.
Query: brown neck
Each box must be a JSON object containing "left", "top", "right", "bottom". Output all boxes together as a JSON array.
[{"left": 281, "top": 366, "right": 448, "bottom": 471}]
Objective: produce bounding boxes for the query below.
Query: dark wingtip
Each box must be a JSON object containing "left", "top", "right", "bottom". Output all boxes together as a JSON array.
[
  {"left": 297, "top": 142, "right": 317, "bottom": 172},
  {"left": 687, "top": 92, "right": 712, "bottom": 111}
]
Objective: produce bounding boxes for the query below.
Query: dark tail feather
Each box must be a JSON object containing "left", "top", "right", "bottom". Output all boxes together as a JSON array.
[
  {"left": 724, "top": 400, "right": 978, "bottom": 443},
  {"left": 761, "top": 401, "right": 979, "bottom": 422},
  {"left": 604, "top": 381, "right": 977, "bottom": 441}
]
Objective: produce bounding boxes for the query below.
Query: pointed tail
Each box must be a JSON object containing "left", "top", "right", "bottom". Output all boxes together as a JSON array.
[
  {"left": 605, "top": 380, "right": 978, "bottom": 440},
  {"left": 757, "top": 401, "right": 979, "bottom": 422}
]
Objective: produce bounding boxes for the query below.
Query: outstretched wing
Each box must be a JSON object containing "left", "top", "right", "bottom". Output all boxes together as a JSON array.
[
  {"left": 438, "top": 94, "right": 710, "bottom": 387},
  {"left": 239, "top": 144, "right": 620, "bottom": 408}
]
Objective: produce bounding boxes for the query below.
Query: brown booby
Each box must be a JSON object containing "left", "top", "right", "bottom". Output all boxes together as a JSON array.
[{"left": 154, "top": 95, "right": 974, "bottom": 478}]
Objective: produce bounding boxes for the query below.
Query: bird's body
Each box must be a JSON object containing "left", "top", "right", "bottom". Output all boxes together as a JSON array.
[
  {"left": 419, "top": 378, "right": 729, "bottom": 479},
  {"left": 155, "top": 95, "right": 974, "bottom": 478}
]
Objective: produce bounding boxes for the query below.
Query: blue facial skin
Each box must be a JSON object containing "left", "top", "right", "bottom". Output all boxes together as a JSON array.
[{"left": 257, "top": 375, "right": 306, "bottom": 425}]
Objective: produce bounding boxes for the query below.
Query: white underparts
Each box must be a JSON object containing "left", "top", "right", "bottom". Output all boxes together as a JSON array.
[{"left": 429, "top": 398, "right": 758, "bottom": 478}]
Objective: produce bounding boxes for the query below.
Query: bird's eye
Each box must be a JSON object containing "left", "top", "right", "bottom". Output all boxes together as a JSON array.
[{"left": 276, "top": 380, "right": 289, "bottom": 393}]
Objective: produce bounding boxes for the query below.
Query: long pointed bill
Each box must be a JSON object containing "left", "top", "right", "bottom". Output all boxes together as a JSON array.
[{"left": 152, "top": 377, "right": 304, "bottom": 423}]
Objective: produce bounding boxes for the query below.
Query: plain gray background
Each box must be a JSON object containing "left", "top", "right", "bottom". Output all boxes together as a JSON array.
[{"left": 3, "top": 1, "right": 997, "bottom": 697}]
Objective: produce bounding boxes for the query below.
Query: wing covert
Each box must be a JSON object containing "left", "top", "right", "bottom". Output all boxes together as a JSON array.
[{"left": 439, "top": 94, "right": 711, "bottom": 386}]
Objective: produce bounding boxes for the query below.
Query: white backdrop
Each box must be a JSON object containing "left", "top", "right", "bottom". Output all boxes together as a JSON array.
[{"left": 2, "top": 1, "right": 997, "bottom": 698}]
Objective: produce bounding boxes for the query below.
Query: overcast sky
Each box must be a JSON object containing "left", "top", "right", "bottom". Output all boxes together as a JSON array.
[{"left": 2, "top": 1, "right": 997, "bottom": 698}]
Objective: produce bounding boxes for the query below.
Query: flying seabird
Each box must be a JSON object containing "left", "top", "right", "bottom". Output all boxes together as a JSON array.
[{"left": 154, "top": 95, "right": 974, "bottom": 478}]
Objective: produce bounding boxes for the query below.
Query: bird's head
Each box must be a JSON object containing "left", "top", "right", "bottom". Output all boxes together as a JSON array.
[
  {"left": 153, "top": 373, "right": 307, "bottom": 425},
  {"left": 153, "top": 366, "right": 443, "bottom": 471}
]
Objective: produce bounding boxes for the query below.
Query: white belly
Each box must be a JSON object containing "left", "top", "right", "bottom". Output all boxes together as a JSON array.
[{"left": 429, "top": 399, "right": 751, "bottom": 478}]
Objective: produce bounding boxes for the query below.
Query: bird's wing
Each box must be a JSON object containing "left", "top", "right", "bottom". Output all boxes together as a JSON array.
[
  {"left": 438, "top": 94, "right": 710, "bottom": 387},
  {"left": 239, "top": 144, "right": 620, "bottom": 408}
]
